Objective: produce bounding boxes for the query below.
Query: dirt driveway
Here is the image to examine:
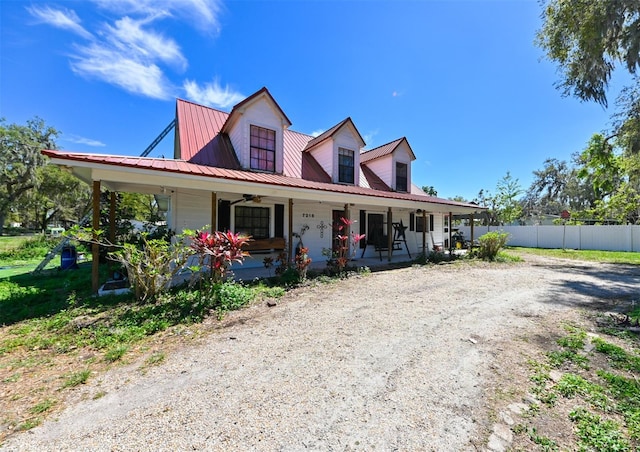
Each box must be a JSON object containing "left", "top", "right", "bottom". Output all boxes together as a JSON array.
[{"left": 3, "top": 254, "right": 639, "bottom": 451}]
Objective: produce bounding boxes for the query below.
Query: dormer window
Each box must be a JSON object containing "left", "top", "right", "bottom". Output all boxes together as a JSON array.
[
  {"left": 250, "top": 125, "right": 276, "bottom": 172},
  {"left": 338, "top": 147, "right": 355, "bottom": 184},
  {"left": 396, "top": 162, "right": 408, "bottom": 192}
]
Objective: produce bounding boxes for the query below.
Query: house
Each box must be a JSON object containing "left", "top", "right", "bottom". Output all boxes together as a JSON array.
[{"left": 43, "top": 87, "right": 484, "bottom": 288}]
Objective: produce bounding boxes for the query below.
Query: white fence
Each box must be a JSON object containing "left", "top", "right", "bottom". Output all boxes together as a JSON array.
[{"left": 458, "top": 225, "right": 640, "bottom": 252}]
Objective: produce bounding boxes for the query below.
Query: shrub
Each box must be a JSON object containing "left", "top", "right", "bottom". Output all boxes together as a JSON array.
[
  {"left": 189, "top": 230, "right": 250, "bottom": 283},
  {"left": 477, "top": 231, "right": 509, "bottom": 261},
  {"left": 110, "top": 234, "right": 190, "bottom": 302}
]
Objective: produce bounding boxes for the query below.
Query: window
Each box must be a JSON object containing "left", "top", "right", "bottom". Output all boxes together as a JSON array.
[
  {"left": 338, "top": 148, "right": 355, "bottom": 184},
  {"left": 396, "top": 162, "right": 408, "bottom": 192},
  {"left": 234, "top": 206, "right": 269, "bottom": 239},
  {"left": 250, "top": 125, "right": 276, "bottom": 172},
  {"left": 416, "top": 214, "right": 434, "bottom": 232}
]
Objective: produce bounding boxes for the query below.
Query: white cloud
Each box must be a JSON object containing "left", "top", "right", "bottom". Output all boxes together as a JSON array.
[
  {"left": 27, "top": 5, "right": 93, "bottom": 39},
  {"left": 183, "top": 79, "right": 244, "bottom": 109},
  {"left": 362, "top": 129, "right": 379, "bottom": 147},
  {"left": 64, "top": 134, "right": 106, "bottom": 147},
  {"left": 104, "top": 16, "right": 187, "bottom": 71},
  {"left": 310, "top": 129, "right": 325, "bottom": 138},
  {"left": 71, "top": 43, "right": 172, "bottom": 99},
  {"left": 92, "top": 0, "right": 222, "bottom": 33}
]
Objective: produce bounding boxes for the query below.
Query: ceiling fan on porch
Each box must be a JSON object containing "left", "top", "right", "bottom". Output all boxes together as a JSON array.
[{"left": 230, "top": 194, "right": 262, "bottom": 205}]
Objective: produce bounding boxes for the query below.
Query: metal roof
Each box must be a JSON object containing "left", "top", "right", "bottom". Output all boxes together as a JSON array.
[
  {"left": 302, "top": 117, "right": 366, "bottom": 152},
  {"left": 42, "top": 149, "right": 482, "bottom": 210},
  {"left": 360, "top": 137, "right": 416, "bottom": 163}
]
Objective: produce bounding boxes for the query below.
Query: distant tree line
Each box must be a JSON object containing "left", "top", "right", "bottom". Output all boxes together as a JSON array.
[{"left": 0, "top": 117, "right": 161, "bottom": 236}]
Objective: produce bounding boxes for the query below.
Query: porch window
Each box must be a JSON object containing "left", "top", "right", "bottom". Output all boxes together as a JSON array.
[
  {"left": 234, "top": 206, "right": 269, "bottom": 239},
  {"left": 416, "top": 214, "right": 434, "bottom": 232},
  {"left": 396, "top": 162, "right": 408, "bottom": 192},
  {"left": 250, "top": 125, "right": 276, "bottom": 172},
  {"left": 338, "top": 148, "right": 355, "bottom": 184}
]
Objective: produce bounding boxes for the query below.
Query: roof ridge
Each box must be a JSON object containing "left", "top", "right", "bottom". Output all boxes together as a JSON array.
[{"left": 176, "top": 97, "right": 230, "bottom": 115}]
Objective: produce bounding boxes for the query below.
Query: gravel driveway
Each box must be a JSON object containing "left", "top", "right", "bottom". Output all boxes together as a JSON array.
[{"left": 4, "top": 255, "right": 639, "bottom": 451}]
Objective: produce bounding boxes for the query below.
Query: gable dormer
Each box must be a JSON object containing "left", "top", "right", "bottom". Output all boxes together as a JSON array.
[
  {"left": 221, "top": 87, "right": 292, "bottom": 174},
  {"left": 303, "top": 117, "right": 366, "bottom": 185},
  {"left": 360, "top": 137, "right": 416, "bottom": 192}
]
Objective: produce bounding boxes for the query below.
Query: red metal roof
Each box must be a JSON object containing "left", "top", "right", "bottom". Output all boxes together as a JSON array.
[
  {"left": 303, "top": 117, "right": 366, "bottom": 152},
  {"left": 175, "top": 99, "right": 240, "bottom": 168},
  {"left": 360, "top": 164, "right": 391, "bottom": 191},
  {"left": 360, "top": 137, "right": 416, "bottom": 163},
  {"left": 42, "top": 149, "right": 481, "bottom": 209}
]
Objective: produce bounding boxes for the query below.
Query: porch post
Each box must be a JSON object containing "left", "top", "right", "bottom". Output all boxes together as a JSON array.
[
  {"left": 92, "top": 180, "right": 101, "bottom": 294},
  {"left": 470, "top": 213, "right": 475, "bottom": 248},
  {"left": 448, "top": 212, "right": 453, "bottom": 252},
  {"left": 109, "top": 192, "right": 116, "bottom": 245},
  {"left": 387, "top": 207, "right": 393, "bottom": 262},
  {"left": 343, "top": 203, "right": 350, "bottom": 242},
  {"left": 288, "top": 198, "right": 293, "bottom": 263},
  {"left": 422, "top": 210, "right": 427, "bottom": 255},
  {"left": 211, "top": 192, "right": 217, "bottom": 232}
]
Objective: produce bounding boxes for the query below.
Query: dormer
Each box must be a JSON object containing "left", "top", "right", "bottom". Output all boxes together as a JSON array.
[
  {"left": 221, "top": 87, "right": 292, "bottom": 174},
  {"left": 360, "top": 137, "right": 416, "bottom": 192},
  {"left": 303, "top": 118, "right": 366, "bottom": 185}
]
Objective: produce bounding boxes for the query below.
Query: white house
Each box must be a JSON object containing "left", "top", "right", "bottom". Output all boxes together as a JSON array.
[{"left": 43, "top": 87, "right": 484, "bottom": 284}]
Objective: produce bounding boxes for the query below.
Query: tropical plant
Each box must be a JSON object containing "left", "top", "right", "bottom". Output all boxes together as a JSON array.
[{"left": 189, "top": 230, "right": 250, "bottom": 283}]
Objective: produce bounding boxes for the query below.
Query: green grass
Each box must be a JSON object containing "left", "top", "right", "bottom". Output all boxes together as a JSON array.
[
  {"left": 508, "top": 247, "right": 640, "bottom": 265},
  {"left": 61, "top": 369, "right": 90, "bottom": 388},
  {"left": 520, "top": 327, "right": 640, "bottom": 450}
]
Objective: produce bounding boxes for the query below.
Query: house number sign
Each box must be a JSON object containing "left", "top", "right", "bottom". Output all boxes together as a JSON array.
[{"left": 302, "top": 213, "right": 315, "bottom": 218}]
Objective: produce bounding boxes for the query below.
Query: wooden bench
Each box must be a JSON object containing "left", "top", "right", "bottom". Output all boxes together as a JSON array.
[{"left": 244, "top": 237, "right": 286, "bottom": 253}]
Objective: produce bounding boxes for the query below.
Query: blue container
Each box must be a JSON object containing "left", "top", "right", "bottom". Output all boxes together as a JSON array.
[{"left": 60, "top": 245, "right": 78, "bottom": 270}]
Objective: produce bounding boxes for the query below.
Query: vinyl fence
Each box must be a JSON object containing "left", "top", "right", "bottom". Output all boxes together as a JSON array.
[{"left": 458, "top": 225, "right": 640, "bottom": 252}]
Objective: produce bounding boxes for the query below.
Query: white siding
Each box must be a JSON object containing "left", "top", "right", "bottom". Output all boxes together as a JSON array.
[
  {"left": 173, "top": 189, "right": 211, "bottom": 231},
  {"left": 333, "top": 128, "right": 361, "bottom": 185},
  {"left": 227, "top": 98, "right": 285, "bottom": 173},
  {"left": 365, "top": 155, "right": 393, "bottom": 187},
  {"left": 309, "top": 140, "right": 334, "bottom": 178}
]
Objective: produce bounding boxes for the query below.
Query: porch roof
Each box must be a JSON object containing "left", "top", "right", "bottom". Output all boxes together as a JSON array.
[{"left": 44, "top": 149, "right": 484, "bottom": 214}]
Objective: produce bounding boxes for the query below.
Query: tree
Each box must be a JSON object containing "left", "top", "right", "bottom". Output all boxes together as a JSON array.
[
  {"left": 422, "top": 185, "right": 438, "bottom": 196},
  {"left": 17, "top": 164, "right": 91, "bottom": 230},
  {"left": 536, "top": 0, "right": 640, "bottom": 108},
  {"left": 495, "top": 172, "right": 524, "bottom": 225},
  {"left": 0, "top": 118, "right": 58, "bottom": 234}
]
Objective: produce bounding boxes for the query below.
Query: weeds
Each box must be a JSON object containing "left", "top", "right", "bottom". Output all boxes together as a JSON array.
[{"left": 61, "top": 369, "right": 90, "bottom": 388}]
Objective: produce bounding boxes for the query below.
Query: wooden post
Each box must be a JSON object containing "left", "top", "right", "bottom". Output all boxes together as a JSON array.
[
  {"left": 288, "top": 198, "right": 293, "bottom": 263},
  {"left": 448, "top": 212, "right": 453, "bottom": 253},
  {"left": 109, "top": 192, "right": 116, "bottom": 245},
  {"left": 422, "top": 210, "right": 427, "bottom": 255},
  {"left": 211, "top": 192, "right": 217, "bottom": 232},
  {"left": 469, "top": 214, "right": 475, "bottom": 248},
  {"left": 344, "top": 203, "right": 350, "bottom": 243},
  {"left": 92, "top": 180, "right": 101, "bottom": 294},
  {"left": 387, "top": 207, "right": 393, "bottom": 262}
]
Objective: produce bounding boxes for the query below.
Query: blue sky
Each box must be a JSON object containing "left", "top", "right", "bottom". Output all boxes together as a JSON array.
[{"left": 0, "top": 0, "right": 623, "bottom": 200}]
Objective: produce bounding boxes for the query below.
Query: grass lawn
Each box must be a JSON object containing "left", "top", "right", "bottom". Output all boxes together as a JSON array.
[{"left": 507, "top": 247, "right": 640, "bottom": 265}]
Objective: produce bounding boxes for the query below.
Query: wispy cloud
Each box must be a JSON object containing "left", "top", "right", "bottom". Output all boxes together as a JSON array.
[
  {"left": 71, "top": 43, "right": 172, "bottom": 99},
  {"left": 362, "top": 129, "right": 379, "bottom": 147},
  {"left": 27, "top": 0, "right": 239, "bottom": 106},
  {"left": 64, "top": 134, "right": 107, "bottom": 147},
  {"left": 27, "top": 5, "right": 93, "bottom": 39},
  {"left": 104, "top": 16, "right": 187, "bottom": 71},
  {"left": 183, "top": 79, "right": 244, "bottom": 108},
  {"left": 310, "top": 129, "right": 325, "bottom": 138}
]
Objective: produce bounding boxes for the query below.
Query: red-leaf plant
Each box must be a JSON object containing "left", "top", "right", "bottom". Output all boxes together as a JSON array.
[
  {"left": 334, "top": 217, "right": 366, "bottom": 273},
  {"left": 191, "top": 230, "right": 251, "bottom": 283}
]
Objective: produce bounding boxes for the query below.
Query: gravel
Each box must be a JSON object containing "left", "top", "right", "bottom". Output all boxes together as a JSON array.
[{"left": 4, "top": 255, "right": 638, "bottom": 451}]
